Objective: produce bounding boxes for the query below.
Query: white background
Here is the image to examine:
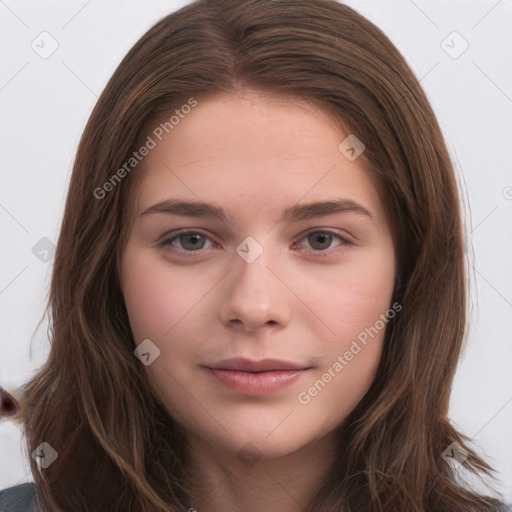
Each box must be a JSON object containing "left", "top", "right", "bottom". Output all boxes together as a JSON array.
[{"left": 0, "top": 0, "right": 511, "bottom": 501}]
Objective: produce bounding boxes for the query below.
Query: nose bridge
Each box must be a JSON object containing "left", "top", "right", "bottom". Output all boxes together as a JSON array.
[
  {"left": 233, "top": 234, "right": 275, "bottom": 301},
  {"left": 220, "top": 234, "right": 289, "bottom": 330}
]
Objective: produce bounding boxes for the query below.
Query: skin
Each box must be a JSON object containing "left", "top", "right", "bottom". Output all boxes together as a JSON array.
[{"left": 119, "top": 90, "right": 396, "bottom": 512}]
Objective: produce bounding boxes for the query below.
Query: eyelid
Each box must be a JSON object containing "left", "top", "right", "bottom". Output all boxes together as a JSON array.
[
  {"left": 293, "top": 227, "right": 354, "bottom": 245},
  {"left": 156, "top": 228, "right": 216, "bottom": 250}
]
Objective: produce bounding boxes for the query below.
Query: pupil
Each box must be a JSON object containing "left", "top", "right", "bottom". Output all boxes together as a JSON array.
[
  {"left": 311, "top": 233, "right": 331, "bottom": 250},
  {"left": 184, "top": 234, "right": 203, "bottom": 250}
]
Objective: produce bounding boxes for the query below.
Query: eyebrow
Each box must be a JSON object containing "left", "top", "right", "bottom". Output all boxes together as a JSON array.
[{"left": 140, "top": 198, "right": 374, "bottom": 224}]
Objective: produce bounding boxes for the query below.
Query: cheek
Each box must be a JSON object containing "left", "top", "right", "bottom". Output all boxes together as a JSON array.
[
  {"left": 121, "top": 254, "right": 207, "bottom": 419},
  {"left": 296, "top": 248, "right": 395, "bottom": 413},
  {"left": 309, "top": 249, "right": 396, "bottom": 348},
  {"left": 121, "top": 253, "right": 207, "bottom": 343}
]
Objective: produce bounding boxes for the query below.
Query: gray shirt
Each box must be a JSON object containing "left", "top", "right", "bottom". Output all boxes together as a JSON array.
[{"left": 1, "top": 482, "right": 511, "bottom": 511}]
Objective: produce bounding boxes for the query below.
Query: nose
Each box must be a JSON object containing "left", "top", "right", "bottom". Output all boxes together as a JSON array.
[{"left": 219, "top": 243, "right": 292, "bottom": 332}]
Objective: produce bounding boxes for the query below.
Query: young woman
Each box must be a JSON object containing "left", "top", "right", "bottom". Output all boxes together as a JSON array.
[{"left": 0, "top": 0, "right": 510, "bottom": 511}]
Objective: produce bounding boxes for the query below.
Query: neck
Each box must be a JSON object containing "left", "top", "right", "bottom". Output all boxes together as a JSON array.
[{"left": 183, "top": 431, "right": 337, "bottom": 512}]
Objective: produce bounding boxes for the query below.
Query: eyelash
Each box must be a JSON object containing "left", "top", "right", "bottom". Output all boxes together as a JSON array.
[{"left": 156, "top": 229, "right": 354, "bottom": 257}]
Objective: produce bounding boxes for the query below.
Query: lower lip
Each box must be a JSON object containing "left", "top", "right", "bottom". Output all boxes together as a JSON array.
[{"left": 204, "top": 368, "right": 307, "bottom": 396}]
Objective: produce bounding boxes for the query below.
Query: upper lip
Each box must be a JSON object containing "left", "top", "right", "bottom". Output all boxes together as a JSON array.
[{"left": 206, "top": 357, "right": 310, "bottom": 373}]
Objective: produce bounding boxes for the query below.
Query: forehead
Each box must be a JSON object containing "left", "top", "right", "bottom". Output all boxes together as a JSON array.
[
  {"left": 147, "top": 91, "right": 347, "bottom": 165},
  {"left": 128, "top": 91, "right": 388, "bottom": 231}
]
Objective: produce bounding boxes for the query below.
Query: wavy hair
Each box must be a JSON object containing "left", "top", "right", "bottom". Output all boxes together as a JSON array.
[{"left": 12, "top": 0, "right": 505, "bottom": 510}]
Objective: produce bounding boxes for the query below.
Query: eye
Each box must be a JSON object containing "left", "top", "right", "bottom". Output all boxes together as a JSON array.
[
  {"left": 294, "top": 230, "right": 354, "bottom": 255},
  {"left": 157, "top": 229, "right": 353, "bottom": 256},
  {"left": 157, "top": 230, "right": 215, "bottom": 252}
]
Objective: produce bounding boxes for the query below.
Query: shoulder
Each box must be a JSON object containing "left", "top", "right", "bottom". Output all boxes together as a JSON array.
[
  {"left": 0, "top": 483, "right": 510, "bottom": 512},
  {"left": 0, "top": 483, "right": 37, "bottom": 512}
]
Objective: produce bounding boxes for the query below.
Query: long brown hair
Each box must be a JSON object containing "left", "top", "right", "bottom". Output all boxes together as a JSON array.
[{"left": 14, "top": 0, "right": 505, "bottom": 510}]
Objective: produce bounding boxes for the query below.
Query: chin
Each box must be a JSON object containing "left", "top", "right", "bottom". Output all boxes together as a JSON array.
[{"left": 198, "top": 424, "right": 319, "bottom": 462}]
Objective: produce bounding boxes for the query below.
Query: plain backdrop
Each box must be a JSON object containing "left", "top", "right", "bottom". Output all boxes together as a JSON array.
[{"left": 1, "top": 0, "right": 511, "bottom": 501}]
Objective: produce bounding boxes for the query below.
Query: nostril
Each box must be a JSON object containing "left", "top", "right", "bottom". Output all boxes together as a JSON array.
[{"left": 0, "top": 386, "right": 20, "bottom": 418}]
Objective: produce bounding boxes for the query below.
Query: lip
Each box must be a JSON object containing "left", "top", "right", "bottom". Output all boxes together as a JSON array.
[
  {"left": 207, "top": 357, "right": 310, "bottom": 372},
  {"left": 203, "top": 368, "right": 309, "bottom": 396},
  {"left": 202, "top": 357, "right": 312, "bottom": 396}
]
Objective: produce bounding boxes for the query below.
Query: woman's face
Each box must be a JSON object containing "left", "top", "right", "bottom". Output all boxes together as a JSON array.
[{"left": 119, "top": 91, "right": 396, "bottom": 461}]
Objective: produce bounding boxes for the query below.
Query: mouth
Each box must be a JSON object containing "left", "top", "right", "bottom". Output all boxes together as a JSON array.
[
  {"left": 202, "top": 358, "right": 312, "bottom": 396},
  {"left": 206, "top": 357, "right": 311, "bottom": 373}
]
